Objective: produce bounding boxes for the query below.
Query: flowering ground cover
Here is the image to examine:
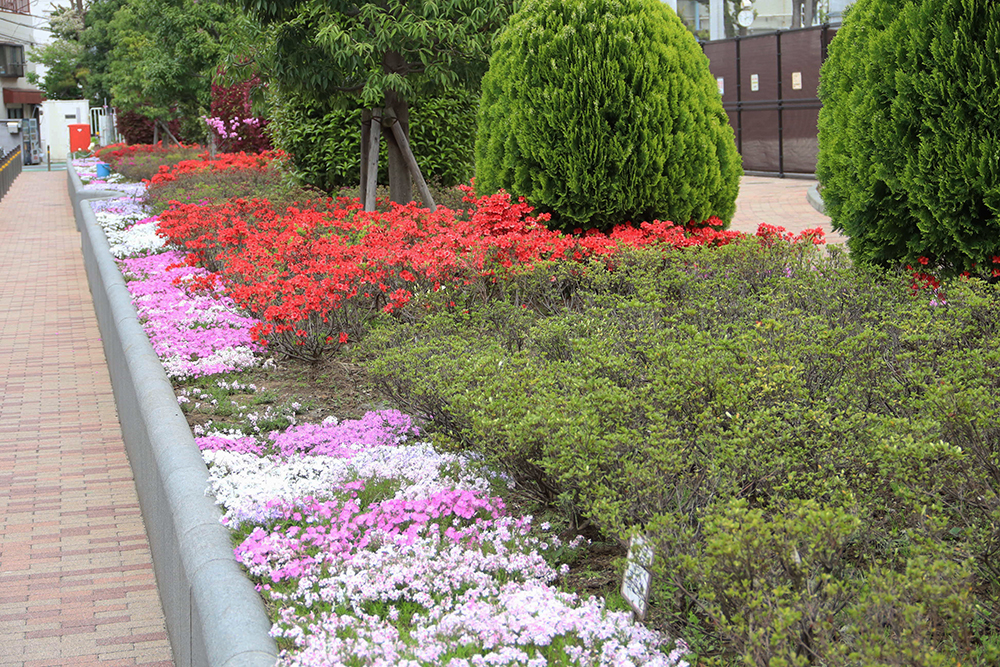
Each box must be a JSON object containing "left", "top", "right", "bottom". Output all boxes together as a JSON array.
[
  {"left": 78, "top": 149, "right": 1000, "bottom": 665},
  {"left": 77, "top": 156, "right": 698, "bottom": 666}
]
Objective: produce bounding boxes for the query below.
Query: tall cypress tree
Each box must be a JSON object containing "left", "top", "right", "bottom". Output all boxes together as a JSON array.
[
  {"left": 818, "top": 0, "right": 1000, "bottom": 275},
  {"left": 475, "top": 0, "right": 742, "bottom": 232}
]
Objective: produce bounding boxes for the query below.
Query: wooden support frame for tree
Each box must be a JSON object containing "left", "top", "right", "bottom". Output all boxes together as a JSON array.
[
  {"left": 363, "top": 109, "right": 382, "bottom": 212},
  {"left": 358, "top": 104, "right": 437, "bottom": 213},
  {"left": 389, "top": 119, "right": 436, "bottom": 213}
]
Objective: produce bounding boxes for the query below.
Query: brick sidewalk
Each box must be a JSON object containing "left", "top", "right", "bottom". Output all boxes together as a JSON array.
[
  {"left": 729, "top": 175, "right": 847, "bottom": 245},
  {"left": 0, "top": 172, "right": 173, "bottom": 667}
]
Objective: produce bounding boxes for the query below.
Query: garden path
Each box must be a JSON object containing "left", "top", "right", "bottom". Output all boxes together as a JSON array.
[
  {"left": 729, "top": 176, "right": 847, "bottom": 245},
  {"left": 0, "top": 171, "right": 173, "bottom": 667}
]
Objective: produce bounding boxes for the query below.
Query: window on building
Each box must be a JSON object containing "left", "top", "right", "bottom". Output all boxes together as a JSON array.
[
  {"left": 6, "top": 106, "right": 24, "bottom": 119},
  {"left": 0, "top": 43, "right": 26, "bottom": 78},
  {"left": 0, "top": 0, "right": 31, "bottom": 15}
]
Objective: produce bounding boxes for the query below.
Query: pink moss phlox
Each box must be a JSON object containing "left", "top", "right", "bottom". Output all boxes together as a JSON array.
[
  {"left": 269, "top": 410, "right": 419, "bottom": 457},
  {"left": 234, "top": 489, "right": 507, "bottom": 582}
]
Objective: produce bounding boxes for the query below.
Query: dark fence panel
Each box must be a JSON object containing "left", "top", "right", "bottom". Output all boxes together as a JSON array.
[
  {"left": 703, "top": 24, "right": 837, "bottom": 177},
  {"left": 1, "top": 145, "right": 22, "bottom": 200}
]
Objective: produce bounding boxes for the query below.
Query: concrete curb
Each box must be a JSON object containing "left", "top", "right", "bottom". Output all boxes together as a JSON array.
[
  {"left": 67, "top": 162, "right": 279, "bottom": 667},
  {"left": 807, "top": 182, "right": 826, "bottom": 216}
]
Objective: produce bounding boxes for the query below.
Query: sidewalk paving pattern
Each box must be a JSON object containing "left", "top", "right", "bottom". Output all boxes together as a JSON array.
[
  {"left": 729, "top": 176, "right": 845, "bottom": 244},
  {"left": 0, "top": 169, "right": 838, "bottom": 667},
  {"left": 0, "top": 172, "right": 173, "bottom": 667}
]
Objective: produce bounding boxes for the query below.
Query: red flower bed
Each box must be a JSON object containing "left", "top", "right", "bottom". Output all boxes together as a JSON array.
[
  {"left": 157, "top": 175, "right": 825, "bottom": 361},
  {"left": 96, "top": 142, "right": 205, "bottom": 163},
  {"left": 146, "top": 150, "right": 288, "bottom": 186}
]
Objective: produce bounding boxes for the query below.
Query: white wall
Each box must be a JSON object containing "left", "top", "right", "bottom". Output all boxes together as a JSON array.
[{"left": 40, "top": 98, "right": 88, "bottom": 162}]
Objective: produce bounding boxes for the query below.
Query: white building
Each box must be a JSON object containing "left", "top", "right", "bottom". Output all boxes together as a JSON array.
[{"left": 0, "top": 0, "right": 46, "bottom": 121}]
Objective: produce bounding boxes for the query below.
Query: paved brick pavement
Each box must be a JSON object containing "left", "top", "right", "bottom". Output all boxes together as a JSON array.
[
  {"left": 729, "top": 175, "right": 847, "bottom": 245},
  {"left": 0, "top": 172, "right": 173, "bottom": 667}
]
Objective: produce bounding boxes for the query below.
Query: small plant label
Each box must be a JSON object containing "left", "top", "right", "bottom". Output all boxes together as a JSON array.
[{"left": 621, "top": 534, "right": 655, "bottom": 620}]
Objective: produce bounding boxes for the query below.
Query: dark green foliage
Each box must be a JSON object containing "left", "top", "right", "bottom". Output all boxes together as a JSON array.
[
  {"left": 230, "top": 0, "right": 512, "bottom": 203},
  {"left": 267, "top": 88, "right": 478, "bottom": 193},
  {"left": 234, "top": 0, "right": 512, "bottom": 106},
  {"left": 107, "top": 0, "right": 236, "bottom": 135},
  {"left": 359, "top": 242, "right": 1000, "bottom": 663},
  {"left": 475, "top": 0, "right": 742, "bottom": 232},
  {"left": 817, "top": 0, "right": 1000, "bottom": 276}
]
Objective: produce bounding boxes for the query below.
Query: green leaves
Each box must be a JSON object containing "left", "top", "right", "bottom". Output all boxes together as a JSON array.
[
  {"left": 266, "top": 87, "right": 477, "bottom": 191},
  {"left": 475, "top": 0, "right": 742, "bottom": 232},
  {"left": 239, "top": 0, "right": 513, "bottom": 105},
  {"left": 818, "top": 0, "right": 1000, "bottom": 276},
  {"left": 106, "top": 0, "right": 237, "bottom": 135},
  {"left": 359, "top": 242, "right": 1000, "bottom": 662}
]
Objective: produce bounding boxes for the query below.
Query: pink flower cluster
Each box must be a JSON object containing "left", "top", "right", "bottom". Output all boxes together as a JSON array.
[
  {"left": 201, "top": 413, "right": 689, "bottom": 666},
  {"left": 120, "top": 251, "right": 261, "bottom": 378},
  {"left": 204, "top": 115, "right": 264, "bottom": 141}
]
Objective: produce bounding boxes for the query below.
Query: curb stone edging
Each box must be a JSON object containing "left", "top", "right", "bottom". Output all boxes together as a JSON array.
[
  {"left": 67, "top": 162, "right": 279, "bottom": 667},
  {"left": 807, "top": 182, "right": 826, "bottom": 216}
]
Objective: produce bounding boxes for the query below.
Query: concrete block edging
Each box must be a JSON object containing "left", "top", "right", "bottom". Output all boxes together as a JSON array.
[{"left": 66, "top": 163, "right": 279, "bottom": 667}]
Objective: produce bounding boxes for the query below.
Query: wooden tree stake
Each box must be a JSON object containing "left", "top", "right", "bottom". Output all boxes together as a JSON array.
[
  {"left": 364, "top": 109, "right": 382, "bottom": 212},
  {"left": 360, "top": 108, "right": 372, "bottom": 204},
  {"left": 389, "top": 119, "right": 436, "bottom": 212}
]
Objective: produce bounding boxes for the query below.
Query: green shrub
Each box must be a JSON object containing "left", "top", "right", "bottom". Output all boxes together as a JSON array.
[
  {"left": 142, "top": 161, "right": 322, "bottom": 216},
  {"left": 817, "top": 0, "right": 1000, "bottom": 276},
  {"left": 109, "top": 146, "right": 204, "bottom": 182},
  {"left": 267, "top": 87, "right": 478, "bottom": 194},
  {"left": 474, "top": 0, "right": 742, "bottom": 232},
  {"left": 358, "top": 242, "right": 1000, "bottom": 663}
]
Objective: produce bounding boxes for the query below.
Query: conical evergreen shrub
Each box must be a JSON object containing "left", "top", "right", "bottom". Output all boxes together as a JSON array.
[
  {"left": 475, "top": 0, "right": 742, "bottom": 232},
  {"left": 817, "top": 0, "right": 1000, "bottom": 275}
]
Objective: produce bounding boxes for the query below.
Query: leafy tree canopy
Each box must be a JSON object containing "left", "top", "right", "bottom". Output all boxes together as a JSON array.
[
  {"left": 27, "top": 5, "right": 88, "bottom": 99},
  {"left": 228, "top": 0, "right": 513, "bottom": 205},
  {"left": 232, "top": 0, "right": 512, "bottom": 107},
  {"left": 107, "top": 0, "right": 236, "bottom": 136}
]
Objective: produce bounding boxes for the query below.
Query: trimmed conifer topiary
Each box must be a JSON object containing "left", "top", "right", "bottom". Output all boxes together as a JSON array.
[
  {"left": 475, "top": 0, "right": 742, "bottom": 232},
  {"left": 817, "top": 0, "right": 1000, "bottom": 275}
]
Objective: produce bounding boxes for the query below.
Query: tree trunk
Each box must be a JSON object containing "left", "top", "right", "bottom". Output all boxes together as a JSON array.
[
  {"left": 383, "top": 88, "right": 412, "bottom": 206},
  {"left": 791, "top": 1, "right": 802, "bottom": 28},
  {"left": 159, "top": 120, "right": 181, "bottom": 146},
  {"left": 381, "top": 50, "right": 413, "bottom": 206}
]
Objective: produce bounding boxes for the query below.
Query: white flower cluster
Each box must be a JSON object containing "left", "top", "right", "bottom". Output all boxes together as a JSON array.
[
  {"left": 203, "top": 442, "right": 494, "bottom": 528},
  {"left": 105, "top": 220, "right": 167, "bottom": 259}
]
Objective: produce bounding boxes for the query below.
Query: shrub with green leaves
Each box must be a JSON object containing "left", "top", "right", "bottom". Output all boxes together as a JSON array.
[
  {"left": 359, "top": 242, "right": 1000, "bottom": 663},
  {"left": 475, "top": 0, "right": 742, "bottom": 232},
  {"left": 267, "top": 87, "right": 478, "bottom": 194},
  {"left": 108, "top": 146, "right": 204, "bottom": 182},
  {"left": 817, "top": 0, "right": 1000, "bottom": 276}
]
